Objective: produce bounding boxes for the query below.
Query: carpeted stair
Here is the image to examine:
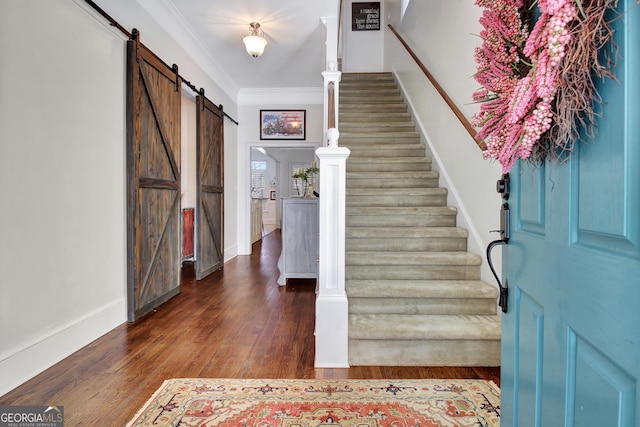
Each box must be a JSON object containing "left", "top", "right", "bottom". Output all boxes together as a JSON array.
[{"left": 340, "top": 72, "right": 501, "bottom": 366}]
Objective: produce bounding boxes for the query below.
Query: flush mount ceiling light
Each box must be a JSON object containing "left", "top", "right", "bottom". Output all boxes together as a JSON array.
[{"left": 242, "top": 22, "right": 267, "bottom": 58}]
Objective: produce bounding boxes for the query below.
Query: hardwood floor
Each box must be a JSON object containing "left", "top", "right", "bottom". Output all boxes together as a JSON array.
[{"left": 0, "top": 230, "right": 499, "bottom": 426}]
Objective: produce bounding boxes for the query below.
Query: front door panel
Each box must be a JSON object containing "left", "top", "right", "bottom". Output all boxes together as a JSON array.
[{"left": 501, "top": 3, "right": 640, "bottom": 425}]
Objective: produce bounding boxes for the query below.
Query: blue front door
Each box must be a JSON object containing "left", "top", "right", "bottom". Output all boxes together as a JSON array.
[{"left": 501, "top": 2, "right": 640, "bottom": 425}]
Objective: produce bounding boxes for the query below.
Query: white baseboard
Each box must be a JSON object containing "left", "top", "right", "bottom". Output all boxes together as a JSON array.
[
  {"left": 224, "top": 244, "right": 239, "bottom": 263},
  {"left": 0, "top": 298, "right": 126, "bottom": 397}
]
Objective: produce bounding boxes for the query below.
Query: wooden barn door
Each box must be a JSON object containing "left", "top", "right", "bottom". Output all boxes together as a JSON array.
[
  {"left": 195, "top": 95, "right": 224, "bottom": 280},
  {"left": 126, "top": 33, "right": 182, "bottom": 321}
]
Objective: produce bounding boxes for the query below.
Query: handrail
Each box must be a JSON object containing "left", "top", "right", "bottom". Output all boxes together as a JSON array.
[
  {"left": 338, "top": 0, "right": 343, "bottom": 70},
  {"left": 327, "top": 82, "right": 336, "bottom": 129},
  {"left": 388, "top": 24, "right": 486, "bottom": 151}
]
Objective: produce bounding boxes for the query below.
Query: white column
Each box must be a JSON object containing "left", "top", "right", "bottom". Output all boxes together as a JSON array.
[{"left": 315, "top": 130, "right": 350, "bottom": 367}]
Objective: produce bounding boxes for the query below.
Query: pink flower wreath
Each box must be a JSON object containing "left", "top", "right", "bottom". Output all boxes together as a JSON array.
[{"left": 472, "top": 0, "right": 578, "bottom": 172}]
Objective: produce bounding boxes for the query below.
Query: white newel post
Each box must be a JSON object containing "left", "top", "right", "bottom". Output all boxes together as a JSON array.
[{"left": 315, "top": 129, "right": 350, "bottom": 367}]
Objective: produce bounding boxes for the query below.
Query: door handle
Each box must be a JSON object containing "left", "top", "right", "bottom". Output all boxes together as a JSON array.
[{"left": 487, "top": 173, "right": 510, "bottom": 313}]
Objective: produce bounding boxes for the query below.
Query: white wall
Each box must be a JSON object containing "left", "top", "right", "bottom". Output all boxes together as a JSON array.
[
  {"left": 0, "top": 0, "right": 127, "bottom": 396},
  {"left": 181, "top": 93, "right": 198, "bottom": 209},
  {"left": 384, "top": 0, "right": 504, "bottom": 284},
  {"left": 0, "top": 0, "right": 239, "bottom": 396},
  {"left": 342, "top": 0, "right": 385, "bottom": 72}
]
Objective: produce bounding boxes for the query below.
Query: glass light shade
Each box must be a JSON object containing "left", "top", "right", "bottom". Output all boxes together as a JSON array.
[{"left": 243, "top": 35, "right": 267, "bottom": 58}]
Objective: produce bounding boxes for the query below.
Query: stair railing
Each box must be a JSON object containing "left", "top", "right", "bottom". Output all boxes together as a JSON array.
[
  {"left": 315, "top": 14, "right": 350, "bottom": 368},
  {"left": 388, "top": 24, "right": 486, "bottom": 151}
]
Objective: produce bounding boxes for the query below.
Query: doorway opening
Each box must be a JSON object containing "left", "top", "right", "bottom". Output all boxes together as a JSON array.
[{"left": 249, "top": 146, "right": 317, "bottom": 247}]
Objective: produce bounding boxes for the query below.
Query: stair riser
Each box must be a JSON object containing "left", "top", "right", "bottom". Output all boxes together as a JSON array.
[
  {"left": 340, "top": 91, "right": 403, "bottom": 99},
  {"left": 341, "top": 81, "right": 397, "bottom": 86},
  {"left": 342, "top": 131, "right": 419, "bottom": 137},
  {"left": 346, "top": 216, "right": 456, "bottom": 227},
  {"left": 341, "top": 80, "right": 396, "bottom": 87},
  {"left": 347, "top": 252, "right": 480, "bottom": 265},
  {"left": 340, "top": 125, "right": 416, "bottom": 133},
  {"left": 340, "top": 84, "right": 397, "bottom": 90},
  {"left": 347, "top": 163, "right": 432, "bottom": 172},
  {"left": 343, "top": 141, "right": 423, "bottom": 149},
  {"left": 346, "top": 238, "right": 466, "bottom": 252},
  {"left": 341, "top": 135, "right": 421, "bottom": 144},
  {"left": 342, "top": 80, "right": 397, "bottom": 85},
  {"left": 347, "top": 178, "right": 439, "bottom": 189},
  {"left": 345, "top": 266, "right": 481, "bottom": 281},
  {"left": 346, "top": 228, "right": 467, "bottom": 239},
  {"left": 348, "top": 339, "right": 501, "bottom": 366},
  {"left": 348, "top": 148, "right": 426, "bottom": 157},
  {"left": 339, "top": 105, "right": 407, "bottom": 113},
  {"left": 342, "top": 72, "right": 393, "bottom": 77},
  {"left": 340, "top": 98, "right": 405, "bottom": 105},
  {"left": 341, "top": 84, "right": 397, "bottom": 89},
  {"left": 348, "top": 298, "right": 497, "bottom": 315},
  {"left": 347, "top": 195, "right": 447, "bottom": 207},
  {"left": 340, "top": 114, "right": 411, "bottom": 122},
  {"left": 342, "top": 78, "right": 396, "bottom": 82}
]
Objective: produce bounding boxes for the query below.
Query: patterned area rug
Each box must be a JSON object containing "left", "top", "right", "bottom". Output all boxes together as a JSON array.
[{"left": 127, "top": 378, "right": 500, "bottom": 426}]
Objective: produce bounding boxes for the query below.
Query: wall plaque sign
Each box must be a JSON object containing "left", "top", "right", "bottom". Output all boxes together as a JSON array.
[{"left": 352, "top": 2, "right": 380, "bottom": 31}]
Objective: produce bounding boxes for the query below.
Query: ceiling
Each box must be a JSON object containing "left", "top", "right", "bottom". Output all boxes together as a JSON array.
[{"left": 136, "top": 0, "right": 340, "bottom": 91}]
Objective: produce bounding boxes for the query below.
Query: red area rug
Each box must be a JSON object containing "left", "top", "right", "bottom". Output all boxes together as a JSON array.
[{"left": 127, "top": 378, "right": 500, "bottom": 426}]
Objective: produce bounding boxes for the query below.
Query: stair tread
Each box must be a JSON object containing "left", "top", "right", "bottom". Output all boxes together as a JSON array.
[
  {"left": 349, "top": 314, "right": 501, "bottom": 340},
  {"left": 346, "top": 144, "right": 426, "bottom": 150},
  {"left": 346, "top": 188, "right": 445, "bottom": 195},
  {"left": 340, "top": 112, "right": 410, "bottom": 118},
  {"left": 341, "top": 88, "right": 398, "bottom": 91},
  {"left": 346, "top": 227, "right": 467, "bottom": 238},
  {"left": 347, "top": 206, "right": 457, "bottom": 215},
  {"left": 339, "top": 106, "right": 408, "bottom": 113},
  {"left": 347, "top": 158, "right": 432, "bottom": 165},
  {"left": 342, "top": 72, "right": 394, "bottom": 78},
  {"left": 340, "top": 130, "right": 420, "bottom": 143},
  {"left": 347, "top": 171, "right": 438, "bottom": 178},
  {"left": 346, "top": 279, "right": 498, "bottom": 298},
  {"left": 341, "top": 125, "right": 416, "bottom": 131},
  {"left": 341, "top": 91, "right": 401, "bottom": 97},
  {"left": 346, "top": 251, "right": 482, "bottom": 265}
]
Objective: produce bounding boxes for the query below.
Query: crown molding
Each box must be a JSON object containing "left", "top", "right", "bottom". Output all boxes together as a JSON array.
[
  {"left": 136, "top": 0, "right": 239, "bottom": 101},
  {"left": 237, "top": 87, "right": 324, "bottom": 105}
]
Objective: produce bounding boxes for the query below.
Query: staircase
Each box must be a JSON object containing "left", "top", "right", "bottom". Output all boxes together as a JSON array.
[{"left": 339, "top": 72, "right": 501, "bottom": 366}]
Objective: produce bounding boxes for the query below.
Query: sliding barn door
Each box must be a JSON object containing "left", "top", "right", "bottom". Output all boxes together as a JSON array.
[
  {"left": 195, "top": 95, "right": 224, "bottom": 280},
  {"left": 126, "top": 34, "right": 182, "bottom": 321}
]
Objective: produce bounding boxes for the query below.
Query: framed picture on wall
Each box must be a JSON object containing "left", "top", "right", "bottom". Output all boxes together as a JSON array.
[
  {"left": 352, "top": 2, "right": 380, "bottom": 31},
  {"left": 260, "top": 110, "right": 306, "bottom": 140}
]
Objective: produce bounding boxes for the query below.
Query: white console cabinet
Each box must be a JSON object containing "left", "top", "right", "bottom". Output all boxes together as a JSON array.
[{"left": 277, "top": 198, "right": 319, "bottom": 286}]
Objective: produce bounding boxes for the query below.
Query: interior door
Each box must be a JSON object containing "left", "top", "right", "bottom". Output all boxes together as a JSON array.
[
  {"left": 126, "top": 34, "right": 182, "bottom": 321},
  {"left": 501, "top": 3, "right": 640, "bottom": 425},
  {"left": 195, "top": 95, "right": 224, "bottom": 280}
]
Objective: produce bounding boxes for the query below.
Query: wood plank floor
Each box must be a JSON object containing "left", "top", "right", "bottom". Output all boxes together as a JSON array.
[{"left": 0, "top": 230, "right": 500, "bottom": 426}]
